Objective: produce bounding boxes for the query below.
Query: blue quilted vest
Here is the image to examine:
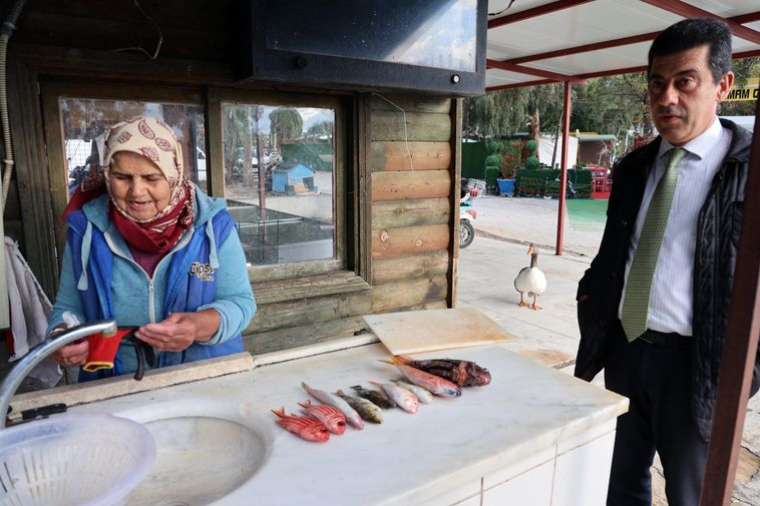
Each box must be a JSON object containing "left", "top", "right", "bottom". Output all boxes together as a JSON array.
[{"left": 66, "top": 209, "right": 244, "bottom": 381}]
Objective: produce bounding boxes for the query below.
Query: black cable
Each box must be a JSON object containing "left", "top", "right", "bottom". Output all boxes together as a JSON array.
[{"left": 488, "top": 0, "right": 517, "bottom": 17}]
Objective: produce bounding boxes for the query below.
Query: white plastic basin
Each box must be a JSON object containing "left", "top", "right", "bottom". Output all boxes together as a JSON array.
[{"left": 119, "top": 399, "right": 272, "bottom": 506}]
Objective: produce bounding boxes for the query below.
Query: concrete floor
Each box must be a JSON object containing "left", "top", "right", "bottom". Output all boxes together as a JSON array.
[{"left": 459, "top": 194, "right": 760, "bottom": 505}]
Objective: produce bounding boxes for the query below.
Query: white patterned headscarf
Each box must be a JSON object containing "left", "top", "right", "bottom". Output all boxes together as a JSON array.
[{"left": 99, "top": 116, "right": 195, "bottom": 225}]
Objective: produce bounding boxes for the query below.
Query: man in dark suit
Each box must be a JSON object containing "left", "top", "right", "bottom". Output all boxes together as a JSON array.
[{"left": 574, "top": 18, "right": 754, "bottom": 506}]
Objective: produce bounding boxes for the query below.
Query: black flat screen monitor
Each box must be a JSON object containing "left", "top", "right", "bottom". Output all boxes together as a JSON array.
[{"left": 239, "top": 0, "right": 487, "bottom": 96}]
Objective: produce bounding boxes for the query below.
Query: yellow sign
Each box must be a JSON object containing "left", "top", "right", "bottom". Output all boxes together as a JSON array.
[{"left": 726, "top": 78, "right": 759, "bottom": 102}]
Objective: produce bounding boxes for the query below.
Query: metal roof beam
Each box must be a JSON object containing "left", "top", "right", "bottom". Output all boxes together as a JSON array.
[
  {"left": 485, "top": 49, "right": 760, "bottom": 92},
  {"left": 485, "top": 58, "right": 582, "bottom": 81},
  {"left": 505, "top": 32, "right": 659, "bottom": 65},
  {"left": 501, "top": 11, "right": 760, "bottom": 66},
  {"left": 732, "top": 11, "right": 760, "bottom": 24},
  {"left": 736, "top": 49, "right": 760, "bottom": 59},
  {"left": 640, "top": 0, "right": 760, "bottom": 44},
  {"left": 486, "top": 79, "right": 557, "bottom": 92},
  {"left": 575, "top": 65, "right": 648, "bottom": 80},
  {"left": 487, "top": 0, "right": 595, "bottom": 29}
]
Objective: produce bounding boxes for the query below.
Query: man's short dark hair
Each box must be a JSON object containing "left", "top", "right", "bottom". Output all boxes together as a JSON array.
[{"left": 648, "top": 18, "right": 732, "bottom": 83}]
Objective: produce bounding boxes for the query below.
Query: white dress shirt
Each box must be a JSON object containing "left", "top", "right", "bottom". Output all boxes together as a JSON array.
[{"left": 618, "top": 118, "right": 732, "bottom": 336}]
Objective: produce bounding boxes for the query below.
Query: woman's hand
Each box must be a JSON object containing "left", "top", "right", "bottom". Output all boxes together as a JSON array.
[
  {"left": 48, "top": 323, "right": 89, "bottom": 367},
  {"left": 53, "top": 340, "right": 89, "bottom": 367},
  {"left": 135, "top": 310, "right": 220, "bottom": 352}
]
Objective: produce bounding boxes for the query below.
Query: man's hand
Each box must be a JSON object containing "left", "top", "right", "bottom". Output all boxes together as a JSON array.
[{"left": 136, "top": 310, "right": 220, "bottom": 353}]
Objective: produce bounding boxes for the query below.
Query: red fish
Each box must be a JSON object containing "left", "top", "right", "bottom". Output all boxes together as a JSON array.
[
  {"left": 271, "top": 407, "right": 330, "bottom": 443},
  {"left": 298, "top": 400, "right": 347, "bottom": 435},
  {"left": 386, "top": 359, "right": 462, "bottom": 397}
]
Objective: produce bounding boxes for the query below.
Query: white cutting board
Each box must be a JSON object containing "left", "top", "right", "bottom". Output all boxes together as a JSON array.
[{"left": 363, "top": 307, "right": 514, "bottom": 356}]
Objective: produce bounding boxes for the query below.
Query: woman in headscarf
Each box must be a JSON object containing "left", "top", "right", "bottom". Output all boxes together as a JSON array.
[{"left": 48, "top": 116, "right": 255, "bottom": 381}]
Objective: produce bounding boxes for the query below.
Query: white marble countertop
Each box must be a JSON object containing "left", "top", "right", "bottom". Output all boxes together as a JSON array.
[{"left": 70, "top": 343, "right": 628, "bottom": 505}]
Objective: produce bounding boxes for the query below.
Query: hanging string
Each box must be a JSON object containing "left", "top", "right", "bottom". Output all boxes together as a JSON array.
[
  {"left": 372, "top": 92, "right": 414, "bottom": 171},
  {"left": 113, "top": 0, "right": 164, "bottom": 60}
]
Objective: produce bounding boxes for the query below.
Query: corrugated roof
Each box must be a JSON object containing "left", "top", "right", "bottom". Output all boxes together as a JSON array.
[{"left": 486, "top": 0, "right": 760, "bottom": 91}]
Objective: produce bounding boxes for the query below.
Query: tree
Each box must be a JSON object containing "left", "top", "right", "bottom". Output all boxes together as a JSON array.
[
  {"left": 463, "top": 83, "right": 563, "bottom": 140},
  {"left": 721, "top": 56, "right": 759, "bottom": 117},
  {"left": 305, "top": 120, "right": 334, "bottom": 141},
  {"left": 571, "top": 72, "right": 653, "bottom": 154},
  {"left": 223, "top": 105, "right": 253, "bottom": 183},
  {"left": 269, "top": 108, "right": 303, "bottom": 150},
  {"left": 464, "top": 55, "right": 757, "bottom": 158}
]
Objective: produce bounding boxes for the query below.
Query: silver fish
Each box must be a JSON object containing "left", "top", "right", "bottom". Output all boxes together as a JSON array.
[
  {"left": 335, "top": 390, "right": 383, "bottom": 424},
  {"left": 370, "top": 380, "right": 419, "bottom": 413},
  {"left": 302, "top": 382, "right": 364, "bottom": 429},
  {"left": 392, "top": 379, "right": 433, "bottom": 404}
]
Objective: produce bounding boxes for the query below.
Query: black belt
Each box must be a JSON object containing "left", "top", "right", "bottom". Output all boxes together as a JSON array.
[{"left": 639, "top": 329, "right": 691, "bottom": 348}]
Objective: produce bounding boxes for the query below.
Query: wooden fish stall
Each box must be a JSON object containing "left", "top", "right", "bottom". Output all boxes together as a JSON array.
[
  {"left": 0, "top": 2, "right": 630, "bottom": 506},
  {"left": 3, "top": 0, "right": 463, "bottom": 355}
]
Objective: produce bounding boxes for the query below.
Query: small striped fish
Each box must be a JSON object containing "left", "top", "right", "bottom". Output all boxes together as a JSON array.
[
  {"left": 302, "top": 382, "right": 364, "bottom": 429},
  {"left": 298, "top": 400, "right": 347, "bottom": 435},
  {"left": 272, "top": 407, "right": 329, "bottom": 443}
]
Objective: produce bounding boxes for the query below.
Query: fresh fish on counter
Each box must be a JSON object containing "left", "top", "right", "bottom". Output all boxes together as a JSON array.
[
  {"left": 385, "top": 359, "right": 461, "bottom": 398},
  {"left": 392, "top": 356, "right": 491, "bottom": 387},
  {"left": 351, "top": 385, "right": 396, "bottom": 409},
  {"left": 335, "top": 390, "right": 383, "bottom": 424},
  {"left": 302, "top": 382, "right": 364, "bottom": 429},
  {"left": 298, "top": 400, "right": 347, "bottom": 435},
  {"left": 272, "top": 407, "right": 330, "bottom": 443},
  {"left": 370, "top": 380, "right": 419, "bottom": 414},
  {"left": 392, "top": 379, "right": 433, "bottom": 404}
]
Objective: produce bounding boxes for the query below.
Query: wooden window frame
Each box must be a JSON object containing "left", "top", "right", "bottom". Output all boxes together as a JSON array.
[
  {"left": 207, "top": 87, "right": 350, "bottom": 283},
  {"left": 37, "top": 75, "right": 370, "bottom": 303}
]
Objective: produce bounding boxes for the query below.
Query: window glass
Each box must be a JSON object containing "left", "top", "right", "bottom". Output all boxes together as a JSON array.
[
  {"left": 59, "top": 99, "right": 206, "bottom": 194},
  {"left": 264, "top": 0, "right": 477, "bottom": 72},
  {"left": 222, "top": 103, "right": 335, "bottom": 265}
]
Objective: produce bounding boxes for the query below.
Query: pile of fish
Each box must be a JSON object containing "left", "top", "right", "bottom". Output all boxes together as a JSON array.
[{"left": 272, "top": 355, "right": 491, "bottom": 442}]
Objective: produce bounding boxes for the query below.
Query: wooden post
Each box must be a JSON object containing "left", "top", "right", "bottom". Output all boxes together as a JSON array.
[
  {"left": 448, "top": 98, "right": 463, "bottom": 308},
  {"left": 699, "top": 94, "right": 760, "bottom": 505},
  {"left": 555, "top": 81, "right": 571, "bottom": 256}
]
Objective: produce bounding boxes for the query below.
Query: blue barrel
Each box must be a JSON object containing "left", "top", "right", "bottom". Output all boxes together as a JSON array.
[{"left": 497, "top": 178, "right": 515, "bottom": 197}]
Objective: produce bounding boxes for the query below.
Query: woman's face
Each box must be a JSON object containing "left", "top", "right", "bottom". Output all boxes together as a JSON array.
[{"left": 109, "top": 151, "right": 172, "bottom": 221}]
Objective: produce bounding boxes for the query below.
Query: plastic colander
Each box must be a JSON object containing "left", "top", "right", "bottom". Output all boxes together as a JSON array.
[{"left": 0, "top": 413, "right": 156, "bottom": 506}]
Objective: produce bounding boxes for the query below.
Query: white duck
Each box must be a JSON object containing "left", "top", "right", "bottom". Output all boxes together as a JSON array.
[{"left": 514, "top": 244, "right": 547, "bottom": 310}]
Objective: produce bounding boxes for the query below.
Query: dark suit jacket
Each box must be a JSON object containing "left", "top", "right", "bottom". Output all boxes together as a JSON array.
[{"left": 574, "top": 119, "right": 754, "bottom": 440}]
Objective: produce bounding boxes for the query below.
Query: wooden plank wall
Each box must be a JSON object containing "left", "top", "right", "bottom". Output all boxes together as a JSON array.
[
  {"left": 368, "top": 95, "right": 453, "bottom": 313},
  {"left": 6, "top": 1, "right": 458, "bottom": 356},
  {"left": 244, "top": 95, "right": 455, "bottom": 353}
]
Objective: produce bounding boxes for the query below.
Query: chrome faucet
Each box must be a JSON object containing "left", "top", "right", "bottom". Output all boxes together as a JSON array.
[{"left": 0, "top": 320, "right": 117, "bottom": 429}]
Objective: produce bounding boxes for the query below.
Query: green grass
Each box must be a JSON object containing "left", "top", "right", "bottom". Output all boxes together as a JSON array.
[{"left": 567, "top": 199, "right": 608, "bottom": 226}]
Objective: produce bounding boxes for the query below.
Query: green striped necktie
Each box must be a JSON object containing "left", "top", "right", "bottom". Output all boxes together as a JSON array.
[{"left": 621, "top": 147, "right": 686, "bottom": 342}]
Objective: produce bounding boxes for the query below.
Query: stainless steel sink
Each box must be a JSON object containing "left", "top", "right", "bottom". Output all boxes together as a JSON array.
[{"left": 118, "top": 399, "right": 272, "bottom": 506}]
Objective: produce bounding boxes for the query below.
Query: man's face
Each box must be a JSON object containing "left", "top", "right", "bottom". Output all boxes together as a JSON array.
[{"left": 647, "top": 45, "right": 734, "bottom": 146}]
